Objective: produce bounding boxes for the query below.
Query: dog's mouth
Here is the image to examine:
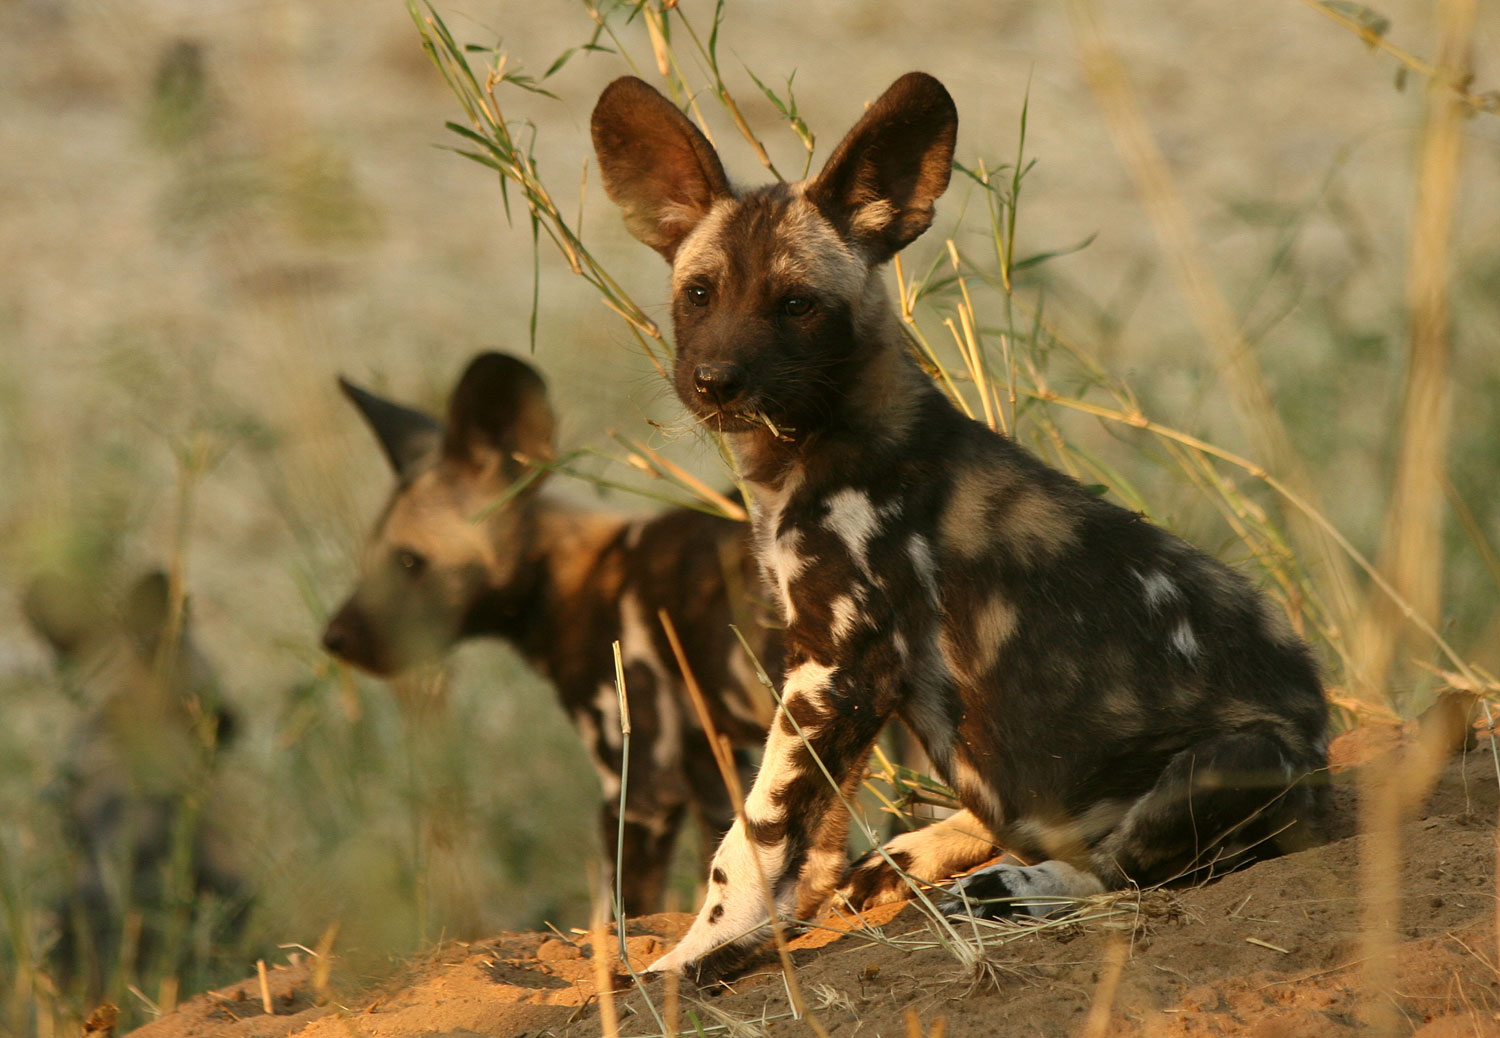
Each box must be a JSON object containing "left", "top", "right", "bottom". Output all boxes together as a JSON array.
[{"left": 695, "top": 405, "right": 797, "bottom": 441}]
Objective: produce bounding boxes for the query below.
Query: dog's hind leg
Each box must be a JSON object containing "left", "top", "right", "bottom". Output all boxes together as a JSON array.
[
  {"left": 837, "top": 809, "right": 1002, "bottom": 911},
  {"left": 944, "top": 728, "right": 1325, "bottom": 920}
]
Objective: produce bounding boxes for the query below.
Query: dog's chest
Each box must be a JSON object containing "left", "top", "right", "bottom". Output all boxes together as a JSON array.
[{"left": 750, "top": 479, "right": 941, "bottom": 665}]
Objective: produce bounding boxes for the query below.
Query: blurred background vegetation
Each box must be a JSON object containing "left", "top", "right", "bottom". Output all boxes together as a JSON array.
[{"left": 1, "top": 0, "right": 1497, "bottom": 1032}]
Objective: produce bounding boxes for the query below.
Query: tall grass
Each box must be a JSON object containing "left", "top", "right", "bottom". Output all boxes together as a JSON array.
[{"left": 2, "top": 0, "right": 1498, "bottom": 1033}]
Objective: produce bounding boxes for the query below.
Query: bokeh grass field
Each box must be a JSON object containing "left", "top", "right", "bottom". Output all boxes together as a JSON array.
[{"left": 2, "top": 0, "right": 1499, "bottom": 1032}]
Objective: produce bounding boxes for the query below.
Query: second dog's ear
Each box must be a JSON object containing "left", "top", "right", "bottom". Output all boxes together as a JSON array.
[
  {"left": 806, "top": 72, "right": 957, "bottom": 263},
  {"left": 121, "top": 569, "right": 174, "bottom": 659},
  {"left": 22, "top": 572, "right": 100, "bottom": 659},
  {"left": 338, "top": 377, "right": 443, "bottom": 481},
  {"left": 443, "top": 352, "right": 557, "bottom": 481},
  {"left": 591, "top": 76, "right": 731, "bottom": 261}
]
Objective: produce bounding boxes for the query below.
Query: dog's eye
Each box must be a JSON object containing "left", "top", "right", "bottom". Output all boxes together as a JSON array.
[
  {"left": 783, "top": 296, "right": 815, "bottom": 317},
  {"left": 395, "top": 550, "right": 427, "bottom": 576},
  {"left": 686, "top": 285, "right": 711, "bottom": 307}
]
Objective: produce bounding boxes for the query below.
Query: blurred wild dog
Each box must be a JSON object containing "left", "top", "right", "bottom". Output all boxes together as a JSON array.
[
  {"left": 592, "top": 72, "right": 1330, "bottom": 980},
  {"left": 24, "top": 570, "right": 244, "bottom": 997},
  {"left": 322, "top": 352, "right": 777, "bottom": 914}
]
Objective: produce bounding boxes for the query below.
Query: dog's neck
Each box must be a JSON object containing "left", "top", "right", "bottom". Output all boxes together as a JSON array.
[
  {"left": 727, "top": 304, "right": 934, "bottom": 491},
  {"left": 460, "top": 494, "right": 624, "bottom": 658}
]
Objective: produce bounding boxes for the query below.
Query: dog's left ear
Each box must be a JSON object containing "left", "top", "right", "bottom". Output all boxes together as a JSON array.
[
  {"left": 443, "top": 352, "right": 557, "bottom": 483},
  {"left": 807, "top": 72, "right": 957, "bottom": 263},
  {"left": 592, "top": 76, "right": 732, "bottom": 261}
]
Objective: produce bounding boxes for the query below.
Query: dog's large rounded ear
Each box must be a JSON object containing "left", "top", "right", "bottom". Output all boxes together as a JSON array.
[
  {"left": 443, "top": 352, "right": 557, "bottom": 482},
  {"left": 121, "top": 569, "right": 175, "bottom": 659},
  {"left": 806, "top": 72, "right": 957, "bottom": 263},
  {"left": 22, "top": 572, "right": 101, "bottom": 659},
  {"left": 338, "top": 377, "right": 443, "bottom": 481},
  {"left": 591, "top": 76, "right": 731, "bottom": 261}
]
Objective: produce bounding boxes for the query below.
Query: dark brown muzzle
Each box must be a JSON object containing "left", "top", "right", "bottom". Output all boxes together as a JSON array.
[{"left": 322, "top": 601, "right": 385, "bottom": 674}]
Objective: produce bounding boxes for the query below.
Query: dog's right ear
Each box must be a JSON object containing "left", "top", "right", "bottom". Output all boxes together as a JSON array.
[
  {"left": 338, "top": 377, "right": 443, "bottom": 481},
  {"left": 443, "top": 352, "right": 557, "bottom": 482},
  {"left": 806, "top": 72, "right": 957, "bottom": 263},
  {"left": 591, "top": 76, "right": 731, "bottom": 261}
]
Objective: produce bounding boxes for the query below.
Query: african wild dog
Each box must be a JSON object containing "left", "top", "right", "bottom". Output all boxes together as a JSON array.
[
  {"left": 24, "top": 570, "right": 244, "bottom": 996},
  {"left": 592, "top": 72, "right": 1329, "bottom": 980},
  {"left": 321, "top": 352, "right": 777, "bottom": 914}
]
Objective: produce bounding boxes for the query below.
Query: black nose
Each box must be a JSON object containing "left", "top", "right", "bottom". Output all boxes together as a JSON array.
[
  {"left": 693, "top": 363, "right": 746, "bottom": 407},
  {"left": 321, "top": 621, "right": 348, "bottom": 657}
]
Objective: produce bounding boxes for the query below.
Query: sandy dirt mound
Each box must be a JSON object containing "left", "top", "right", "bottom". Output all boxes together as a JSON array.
[{"left": 128, "top": 735, "right": 1500, "bottom": 1037}]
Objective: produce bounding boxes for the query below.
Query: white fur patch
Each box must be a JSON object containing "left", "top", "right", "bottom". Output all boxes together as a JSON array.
[
  {"left": 850, "top": 198, "right": 898, "bottom": 237},
  {"left": 1136, "top": 569, "right": 1180, "bottom": 612},
  {"left": 648, "top": 817, "right": 788, "bottom": 974},
  {"left": 1171, "top": 619, "right": 1201, "bottom": 659},
  {"left": 971, "top": 595, "right": 1018, "bottom": 675},
  {"left": 908, "top": 534, "right": 939, "bottom": 604},
  {"left": 822, "top": 488, "right": 881, "bottom": 572},
  {"left": 840, "top": 808, "right": 998, "bottom": 909},
  {"left": 650, "top": 655, "right": 840, "bottom": 975},
  {"left": 618, "top": 591, "right": 682, "bottom": 770},
  {"left": 592, "top": 680, "right": 623, "bottom": 752},
  {"left": 767, "top": 528, "right": 808, "bottom": 623},
  {"left": 572, "top": 706, "right": 621, "bottom": 801}
]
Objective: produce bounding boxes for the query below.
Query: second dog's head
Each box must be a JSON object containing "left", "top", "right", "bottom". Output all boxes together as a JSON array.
[
  {"left": 322, "top": 352, "right": 556, "bottom": 675},
  {"left": 591, "top": 73, "right": 957, "bottom": 448}
]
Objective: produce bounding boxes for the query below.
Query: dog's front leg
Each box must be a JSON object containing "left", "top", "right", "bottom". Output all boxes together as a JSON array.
[{"left": 647, "top": 658, "right": 885, "bottom": 981}]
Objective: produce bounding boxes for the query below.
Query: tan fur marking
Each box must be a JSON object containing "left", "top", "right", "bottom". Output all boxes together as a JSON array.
[
  {"left": 769, "top": 196, "right": 866, "bottom": 304},
  {"left": 971, "top": 595, "right": 1018, "bottom": 675},
  {"left": 849, "top": 198, "right": 898, "bottom": 237},
  {"left": 941, "top": 470, "right": 1078, "bottom": 564},
  {"left": 533, "top": 504, "right": 632, "bottom": 603},
  {"left": 941, "top": 474, "right": 996, "bottom": 560},
  {"left": 381, "top": 468, "right": 506, "bottom": 573},
  {"left": 1006, "top": 488, "right": 1080, "bottom": 563},
  {"left": 670, "top": 201, "right": 737, "bottom": 291},
  {"left": 951, "top": 755, "right": 1005, "bottom": 827}
]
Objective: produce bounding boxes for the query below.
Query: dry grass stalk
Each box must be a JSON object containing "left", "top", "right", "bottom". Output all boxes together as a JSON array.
[
  {"left": 1359, "top": 692, "right": 1474, "bottom": 1036},
  {"left": 590, "top": 912, "right": 621, "bottom": 1038},
  {"left": 1295, "top": 0, "right": 1498, "bottom": 117},
  {"left": 1356, "top": 0, "right": 1475, "bottom": 698},
  {"left": 311, "top": 923, "right": 338, "bottom": 1004},
  {"left": 255, "top": 959, "right": 272, "bottom": 1015},
  {"left": 1080, "top": 937, "right": 1128, "bottom": 1038},
  {"left": 1065, "top": 0, "right": 1367, "bottom": 694}
]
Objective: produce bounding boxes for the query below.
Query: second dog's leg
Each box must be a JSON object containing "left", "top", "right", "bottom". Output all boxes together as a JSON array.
[{"left": 603, "top": 798, "right": 685, "bottom": 917}]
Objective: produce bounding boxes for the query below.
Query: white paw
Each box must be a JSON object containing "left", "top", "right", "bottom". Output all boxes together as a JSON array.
[{"left": 940, "top": 860, "right": 1104, "bottom": 920}]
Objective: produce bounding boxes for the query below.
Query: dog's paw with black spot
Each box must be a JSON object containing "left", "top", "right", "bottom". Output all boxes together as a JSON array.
[{"left": 940, "top": 860, "right": 1105, "bottom": 921}]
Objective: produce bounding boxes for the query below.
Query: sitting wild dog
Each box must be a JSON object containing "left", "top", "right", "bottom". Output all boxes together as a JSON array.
[
  {"left": 322, "top": 352, "right": 776, "bottom": 914},
  {"left": 591, "top": 72, "right": 1329, "bottom": 980},
  {"left": 23, "top": 570, "right": 244, "bottom": 997}
]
